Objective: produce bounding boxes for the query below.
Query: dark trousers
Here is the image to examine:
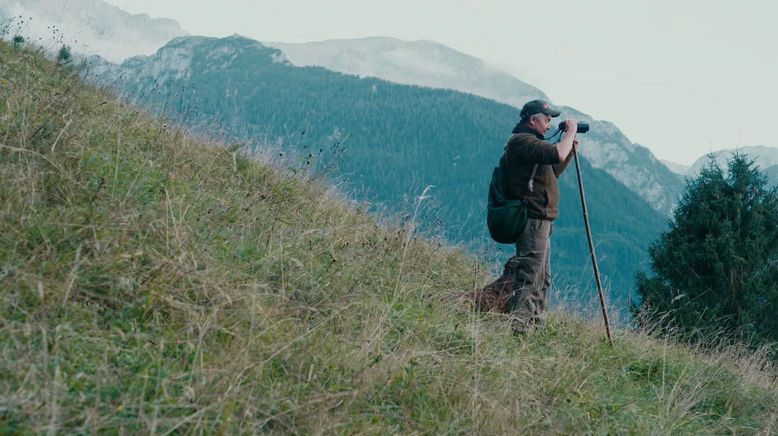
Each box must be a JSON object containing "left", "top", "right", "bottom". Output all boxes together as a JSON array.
[{"left": 506, "top": 218, "right": 552, "bottom": 332}]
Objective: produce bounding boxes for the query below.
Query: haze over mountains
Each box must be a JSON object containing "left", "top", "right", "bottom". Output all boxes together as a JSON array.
[
  {"left": 0, "top": 0, "right": 187, "bottom": 63},
  {"left": 662, "top": 146, "right": 778, "bottom": 187},
  {"left": 660, "top": 159, "right": 692, "bottom": 176},
  {"left": 267, "top": 37, "right": 549, "bottom": 108},
  {"left": 690, "top": 145, "right": 778, "bottom": 175}
]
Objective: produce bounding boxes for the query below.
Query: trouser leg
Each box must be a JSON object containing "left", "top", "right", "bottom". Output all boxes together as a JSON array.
[
  {"left": 507, "top": 218, "right": 552, "bottom": 332},
  {"left": 536, "top": 233, "right": 552, "bottom": 325}
]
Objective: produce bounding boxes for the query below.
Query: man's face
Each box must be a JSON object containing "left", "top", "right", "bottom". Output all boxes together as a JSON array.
[{"left": 529, "top": 113, "right": 553, "bottom": 136}]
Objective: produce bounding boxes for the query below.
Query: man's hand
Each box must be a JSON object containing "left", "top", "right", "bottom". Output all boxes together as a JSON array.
[
  {"left": 557, "top": 118, "right": 578, "bottom": 162},
  {"left": 563, "top": 119, "right": 578, "bottom": 136}
]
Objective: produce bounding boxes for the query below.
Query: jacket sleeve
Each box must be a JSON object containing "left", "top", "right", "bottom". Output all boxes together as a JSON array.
[
  {"left": 508, "top": 134, "right": 561, "bottom": 165},
  {"left": 553, "top": 151, "right": 574, "bottom": 177}
]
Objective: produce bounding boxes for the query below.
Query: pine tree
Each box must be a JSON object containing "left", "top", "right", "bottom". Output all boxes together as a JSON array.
[
  {"left": 56, "top": 45, "right": 72, "bottom": 65},
  {"left": 12, "top": 35, "right": 24, "bottom": 50},
  {"left": 633, "top": 153, "right": 778, "bottom": 348}
]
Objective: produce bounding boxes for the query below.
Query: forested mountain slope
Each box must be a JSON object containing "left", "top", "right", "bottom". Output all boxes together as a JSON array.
[
  {"left": 88, "top": 35, "right": 669, "bottom": 306},
  {"left": 266, "top": 37, "right": 685, "bottom": 215}
]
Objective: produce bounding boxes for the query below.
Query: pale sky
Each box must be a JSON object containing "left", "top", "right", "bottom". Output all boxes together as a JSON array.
[{"left": 103, "top": 0, "right": 777, "bottom": 165}]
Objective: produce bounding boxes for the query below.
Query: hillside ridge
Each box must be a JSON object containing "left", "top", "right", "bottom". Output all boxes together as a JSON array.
[{"left": 1, "top": 40, "right": 776, "bottom": 434}]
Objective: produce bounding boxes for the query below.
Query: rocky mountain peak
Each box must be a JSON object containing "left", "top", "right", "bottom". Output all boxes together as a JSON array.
[
  {"left": 0, "top": 0, "right": 187, "bottom": 63},
  {"left": 265, "top": 37, "right": 548, "bottom": 108}
]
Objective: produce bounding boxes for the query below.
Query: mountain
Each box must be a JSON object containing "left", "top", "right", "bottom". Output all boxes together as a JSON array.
[
  {"left": 766, "top": 165, "right": 778, "bottom": 187},
  {"left": 0, "top": 0, "right": 187, "bottom": 63},
  {"left": 661, "top": 159, "right": 691, "bottom": 176},
  {"left": 3, "top": 0, "right": 683, "bottom": 214},
  {"left": 559, "top": 109, "right": 685, "bottom": 215},
  {"left": 663, "top": 146, "right": 778, "bottom": 187},
  {"left": 267, "top": 37, "right": 548, "bottom": 108},
  {"left": 88, "top": 35, "right": 670, "bottom": 307},
  {"left": 690, "top": 145, "right": 778, "bottom": 175},
  {"left": 265, "top": 37, "right": 685, "bottom": 215}
]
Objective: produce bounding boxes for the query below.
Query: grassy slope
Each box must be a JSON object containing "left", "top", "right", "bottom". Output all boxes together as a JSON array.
[{"left": 1, "top": 41, "right": 777, "bottom": 434}]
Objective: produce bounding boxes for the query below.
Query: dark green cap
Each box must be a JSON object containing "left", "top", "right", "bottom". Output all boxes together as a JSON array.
[{"left": 520, "top": 99, "right": 561, "bottom": 119}]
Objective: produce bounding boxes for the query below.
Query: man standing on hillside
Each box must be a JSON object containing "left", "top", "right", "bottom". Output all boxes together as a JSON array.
[{"left": 505, "top": 99, "right": 579, "bottom": 335}]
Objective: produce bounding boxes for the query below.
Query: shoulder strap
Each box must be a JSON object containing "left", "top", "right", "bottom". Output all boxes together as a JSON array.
[
  {"left": 525, "top": 164, "right": 539, "bottom": 200},
  {"left": 502, "top": 149, "right": 539, "bottom": 201}
]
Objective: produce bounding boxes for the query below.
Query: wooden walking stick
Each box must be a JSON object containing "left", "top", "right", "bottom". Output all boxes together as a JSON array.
[{"left": 572, "top": 147, "right": 614, "bottom": 346}]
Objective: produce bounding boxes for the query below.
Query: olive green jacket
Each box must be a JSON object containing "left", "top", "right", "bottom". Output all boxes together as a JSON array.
[{"left": 504, "top": 125, "right": 573, "bottom": 220}]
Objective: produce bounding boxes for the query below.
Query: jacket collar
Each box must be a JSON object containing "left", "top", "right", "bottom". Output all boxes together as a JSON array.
[{"left": 511, "top": 123, "right": 544, "bottom": 139}]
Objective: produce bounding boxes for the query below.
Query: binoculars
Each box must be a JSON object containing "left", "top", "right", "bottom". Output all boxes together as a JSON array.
[{"left": 559, "top": 122, "right": 590, "bottom": 133}]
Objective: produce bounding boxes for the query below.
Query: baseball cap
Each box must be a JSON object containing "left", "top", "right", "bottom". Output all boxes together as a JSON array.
[{"left": 520, "top": 99, "right": 561, "bottom": 118}]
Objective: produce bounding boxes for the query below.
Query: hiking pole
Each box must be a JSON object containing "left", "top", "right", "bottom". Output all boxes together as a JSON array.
[{"left": 572, "top": 147, "right": 614, "bottom": 346}]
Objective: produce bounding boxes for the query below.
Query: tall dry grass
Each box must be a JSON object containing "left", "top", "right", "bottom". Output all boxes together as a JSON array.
[{"left": 1, "top": 39, "right": 777, "bottom": 434}]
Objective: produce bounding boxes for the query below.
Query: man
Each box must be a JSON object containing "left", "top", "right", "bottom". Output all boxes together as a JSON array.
[{"left": 504, "top": 99, "right": 578, "bottom": 334}]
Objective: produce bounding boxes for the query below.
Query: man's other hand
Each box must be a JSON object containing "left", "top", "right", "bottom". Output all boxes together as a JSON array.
[{"left": 563, "top": 119, "right": 578, "bottom": 135}]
